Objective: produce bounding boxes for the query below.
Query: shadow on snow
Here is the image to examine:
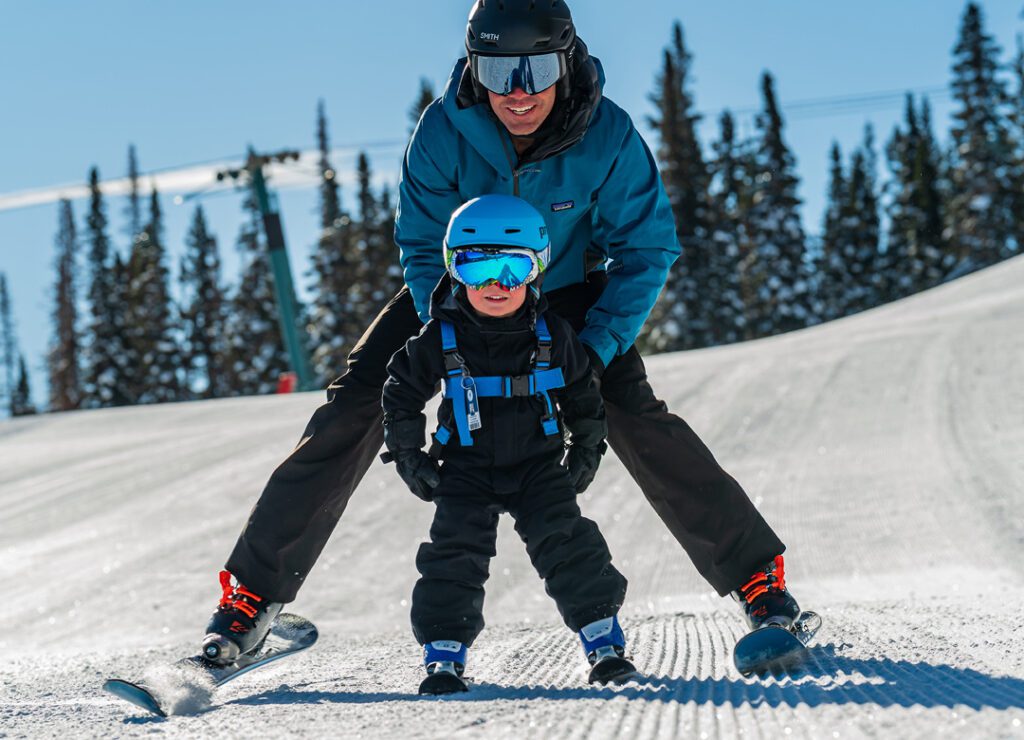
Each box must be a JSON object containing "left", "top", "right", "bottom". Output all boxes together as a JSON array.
[{"left": 223, "top": 645, "right": 1024, "bottom": 712}]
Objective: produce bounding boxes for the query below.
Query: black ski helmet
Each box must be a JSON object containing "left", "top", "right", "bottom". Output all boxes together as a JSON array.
[{"left": 466, "top": 0, "right": 576, "bottom": 57}]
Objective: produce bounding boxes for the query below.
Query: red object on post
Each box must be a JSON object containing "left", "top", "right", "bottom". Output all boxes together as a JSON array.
[{"left": 276, "top": 372, "right": 297, "bottom": 394}]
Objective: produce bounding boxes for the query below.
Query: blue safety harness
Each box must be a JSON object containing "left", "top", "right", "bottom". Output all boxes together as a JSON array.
[{"left": 432, "top": 315, "right": 565, "bottom": 449}]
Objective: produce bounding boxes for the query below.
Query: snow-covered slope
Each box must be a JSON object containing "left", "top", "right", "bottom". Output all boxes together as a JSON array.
[{"left": 3, "top": 257, "right": 1023, "bottom": 738}]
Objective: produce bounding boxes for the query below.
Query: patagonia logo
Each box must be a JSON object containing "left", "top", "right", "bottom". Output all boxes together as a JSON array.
[{"left": 551, "top": 200, "right": 575, "bottom": 212}]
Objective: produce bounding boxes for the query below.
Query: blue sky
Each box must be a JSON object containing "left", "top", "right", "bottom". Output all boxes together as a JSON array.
[{"left": 1, "top": 0, "right": 1021, "bottom": 408}]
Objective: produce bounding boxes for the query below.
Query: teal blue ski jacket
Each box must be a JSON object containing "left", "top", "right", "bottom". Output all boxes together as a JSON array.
[{"left": 396, "top": 52, "right": 679, "bottom": 369}]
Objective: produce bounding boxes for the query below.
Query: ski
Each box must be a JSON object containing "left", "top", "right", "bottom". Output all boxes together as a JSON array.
[
  {"left": 733, "top": 610, "right": 821, "bottom": 677},
  {"left": 418, "top": 669, "right": 470, "bottom": 696},
  {"left": 588, "top": 655, "right": 638, "bottom": 685},
  {"left": 102, "top": 613, "right": 318, "bottom": 717}
]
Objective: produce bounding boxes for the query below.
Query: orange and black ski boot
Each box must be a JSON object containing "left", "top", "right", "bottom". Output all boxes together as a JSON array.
[
  {"left": 201, "top": 571, "right": 283, "bottom": 665},
  {"left": 731, "top": 555, "right": 801, "bottom": 631}
]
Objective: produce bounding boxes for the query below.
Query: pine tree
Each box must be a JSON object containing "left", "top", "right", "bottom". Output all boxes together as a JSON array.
[
  {"left": 947, "top": 2, "right": 1018, "bottom": 269},
  {"left": 48, "top": 199, "right": 82, "bottom": 411},
  {"left": 180, "top": 205, "right": 230, "bottom": 398},
  {"left": 125, "top": 188, "right": 181, "bottom": 403},
  {"left": 819, "top": 142, "right": 849, "bottom": 322},
  {"left": 641, "top": 22, "right": 711, "bottom": 352},
  {"left": 883, "top": 95, "right": 950, "bottom": 301},
  {"left": 308, "top": 103, "right": 360, "bottom": 383},
  {"left": 125, "top": 144, "right": 143, "bottom": 243},
  {"left": 409, "top": 78, "right": 436, "bottom": 136},
  {"left": 1011, "top": 34, "right": 1024, "bottom": 255},
  {"left": 0, "top": 274, "right": 16, "bottom": 413},
  {"left": 82, "top": 167, "right": 131, "bottom": 408},
  {"left": 745, "top": 72, "right": 814, "bottom": 337},
  {"left": 223, "top": 177, "right": 290, "bottom": 396},
  {"left": 377, "top": 184, "right": 403, "bottom": 300},
  {"left": 704, "top": 110, "right": 750, "bottom": 344},
  {"left": 12, "top": 355, "right": 36, "bottom": 417},
  {"left": 352, "top": 152, "right": 401, "bottom": 317},
  {"left": 820, "top": 129, "right": 882, "bottom": 320}
]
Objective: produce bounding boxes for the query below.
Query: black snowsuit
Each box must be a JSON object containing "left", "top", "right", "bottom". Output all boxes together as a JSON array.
[{"left": 382, "top": 281, "right": 627, "bottom": 647}]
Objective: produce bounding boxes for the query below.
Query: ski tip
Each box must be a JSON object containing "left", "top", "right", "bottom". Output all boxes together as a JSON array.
[
  {"left": 588, "top": 656, "right": 638, "bottom": 685},
  {"left": 418, "top": 672, "right": 470, "bottom": 696},
  {"left": 103, "top": 679, "right": 167, "bottom": 718}
]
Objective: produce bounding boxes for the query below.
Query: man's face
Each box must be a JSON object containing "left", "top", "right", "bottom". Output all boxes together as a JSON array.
[{"left": 487, "top": 84, "right": 557, "bottom": 137}]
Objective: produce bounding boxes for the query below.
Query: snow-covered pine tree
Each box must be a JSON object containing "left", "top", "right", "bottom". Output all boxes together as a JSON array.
[
  {"left": 704, "top": 110, "right": 750, "bottom": 345},
  {"left": 125, "top": 189, "right": 182, "bottom": 403},
  {"left": 0, "top": 274, "right": 16, "bottom": 413},
  {"left": 883, "top": 95, "right": 950, "bottom": 301},
  {"left": 12, "top": 355, "right": 36, "bottom": 417},
  {"left": 817, "top": 129, "right": 884, "bottom": 323},
  {"left": 180, "top": 205, "right": 230, "bottom": 398},
  {"left": 378, "top": 184, "right": 403, "bottom": 301},
  {"left": 354, "top": 152, "right": 401, "bottom": 315},
  {"left": 125, "top": 145, "right": 143, "bottom": 243},
  {"left": 818, "top": 142, "right": 849, "bottom": 322},
  {"left": 308, "top": 101, "right": 360, "bottom": 383},
  {"left": 82, "top": 167, "right": 131, "bottom": 408},
  {"left": 641, "top": 22, "right": 709, "bottom": 352},
  {"left": 48, "top": 199, "right": 83, "bottom": 411},
  {"left": 409, "top": 78, "right": 436, "bottom": 136},
  {"left": 745, "top": 72, "right": 814, "bottom": 337},
  {"left": 222, "top": 173, "right": 290, "bottom": 396},
  {"left": 1010, "top": 34, "right": 1024, "bottom": 256},
  {"left": 947, "top": 2, "right": 1019, "bottom": 270}
]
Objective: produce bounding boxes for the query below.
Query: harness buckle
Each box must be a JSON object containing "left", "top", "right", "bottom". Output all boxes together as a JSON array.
[
  {"left": 444, "top": 350, "right": 467, "bottom": 375},
  {"left": 509, "top": 375, "right": 532, "bottom": 397}
]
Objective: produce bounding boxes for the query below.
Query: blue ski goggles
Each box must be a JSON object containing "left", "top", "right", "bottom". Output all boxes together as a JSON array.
[
  {"left": 470, "top": 52, "right": 566, "bottom": 96},
  {"left": 448, "top": 248, "right": 548, "bottom": 290}
]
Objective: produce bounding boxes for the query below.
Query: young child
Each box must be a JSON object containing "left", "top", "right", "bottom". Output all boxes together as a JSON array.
[{"left": 381, "top": 195, "right": 633, "bottom": 695}]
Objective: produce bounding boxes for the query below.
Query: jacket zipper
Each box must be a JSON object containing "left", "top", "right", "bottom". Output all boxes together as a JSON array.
[{"left": 495, "top": 123, "right": 522, "bottom": 196}]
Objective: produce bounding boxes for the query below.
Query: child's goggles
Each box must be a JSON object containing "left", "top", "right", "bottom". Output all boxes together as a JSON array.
[{"left": 447, "top": 247, "right": 548, "bottom": 290}]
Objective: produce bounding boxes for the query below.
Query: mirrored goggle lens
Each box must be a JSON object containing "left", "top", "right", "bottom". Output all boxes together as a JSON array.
[
  {"left": 472, "top": 53, "right": 565, "bottom": 95},
  {"left": 452, "top": 250, "right": 538, "bottom": 289}
]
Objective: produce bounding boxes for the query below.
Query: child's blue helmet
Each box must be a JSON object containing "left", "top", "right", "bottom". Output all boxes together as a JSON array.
[{"left": 444, "top": 195, "right": 551, "bottom": 290}]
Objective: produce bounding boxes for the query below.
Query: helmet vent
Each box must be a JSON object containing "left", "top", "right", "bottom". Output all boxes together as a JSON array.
[
  {"left": 560, "top": 28, "right": 570, "bottom": 39},
  {"left": 462, "top": 228, "right": 477, "bottom": 234},
  {"left": 505, "top": 228, "right": 521, "bottom": 234}
]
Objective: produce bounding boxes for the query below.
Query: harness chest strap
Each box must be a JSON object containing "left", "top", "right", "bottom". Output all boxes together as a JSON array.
[{"left": 438, "top": 316, "right": 564, "bottom": 447}]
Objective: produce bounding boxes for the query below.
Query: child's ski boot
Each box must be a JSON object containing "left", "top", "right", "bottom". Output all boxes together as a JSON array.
[
  {"left": 201, "top": 570, "right": 283, "bottom": 665},
  {"left": 580, "top": 616, "right": 636, "bottom": 685},
  {"left": 731, "top": 555, "right": 801, "bottom": 631},
  {"left": 418, "top": 641, "right": 469, "bottom": 695}
]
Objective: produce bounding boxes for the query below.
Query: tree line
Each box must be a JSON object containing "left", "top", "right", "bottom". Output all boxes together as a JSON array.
[
  {"left": 640, "top": 2, "right": 1023, "bottom": 352},
  {"left": 4, "top": 2, "right": 1020, "bottom": 416}
]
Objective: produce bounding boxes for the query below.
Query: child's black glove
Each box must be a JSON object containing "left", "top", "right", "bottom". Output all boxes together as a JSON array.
[
  {"left": 392, "top": 449, "right": 441, "bottom": 501},
  {"left": 382, "top": 415, "right": 441, "bottom": 501},
  {"left": 566, "top": 440, "right": 607, "bottom": 493}
]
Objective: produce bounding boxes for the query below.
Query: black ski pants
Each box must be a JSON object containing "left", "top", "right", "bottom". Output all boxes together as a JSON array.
[
  {"left": 411, "top": 457, "right": 627, "bottom": 647},
  {"left": 226, "top": 275, "right": 785, "bottom": 603}
]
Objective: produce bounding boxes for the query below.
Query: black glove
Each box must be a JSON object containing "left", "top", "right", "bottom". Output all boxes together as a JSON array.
[
  {"left": 383, "top": 415, "right": 440, "bottom": 501},
  {"left": 566, "top": 440, "right": 607, "bottom": 493},
  {"left": 392, "top": 448, "right": 441, "bottom": 501}
]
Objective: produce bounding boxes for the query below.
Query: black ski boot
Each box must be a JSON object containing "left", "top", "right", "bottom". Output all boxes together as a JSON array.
[
  {"left": 201, "top": 570, "right": 283, "bottom": 665},
  {"left": 731, "top": 555, "right": 800, "bottom": 631}
]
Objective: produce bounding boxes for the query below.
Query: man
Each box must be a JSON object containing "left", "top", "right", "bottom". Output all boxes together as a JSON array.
[{"left": 202, "top": 0, "right": 800, "bottom": 665}]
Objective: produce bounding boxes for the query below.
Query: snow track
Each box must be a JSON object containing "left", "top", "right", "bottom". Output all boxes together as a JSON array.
[{"left": 3, "top": 256, "right": 1024, "bottom": 737}]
